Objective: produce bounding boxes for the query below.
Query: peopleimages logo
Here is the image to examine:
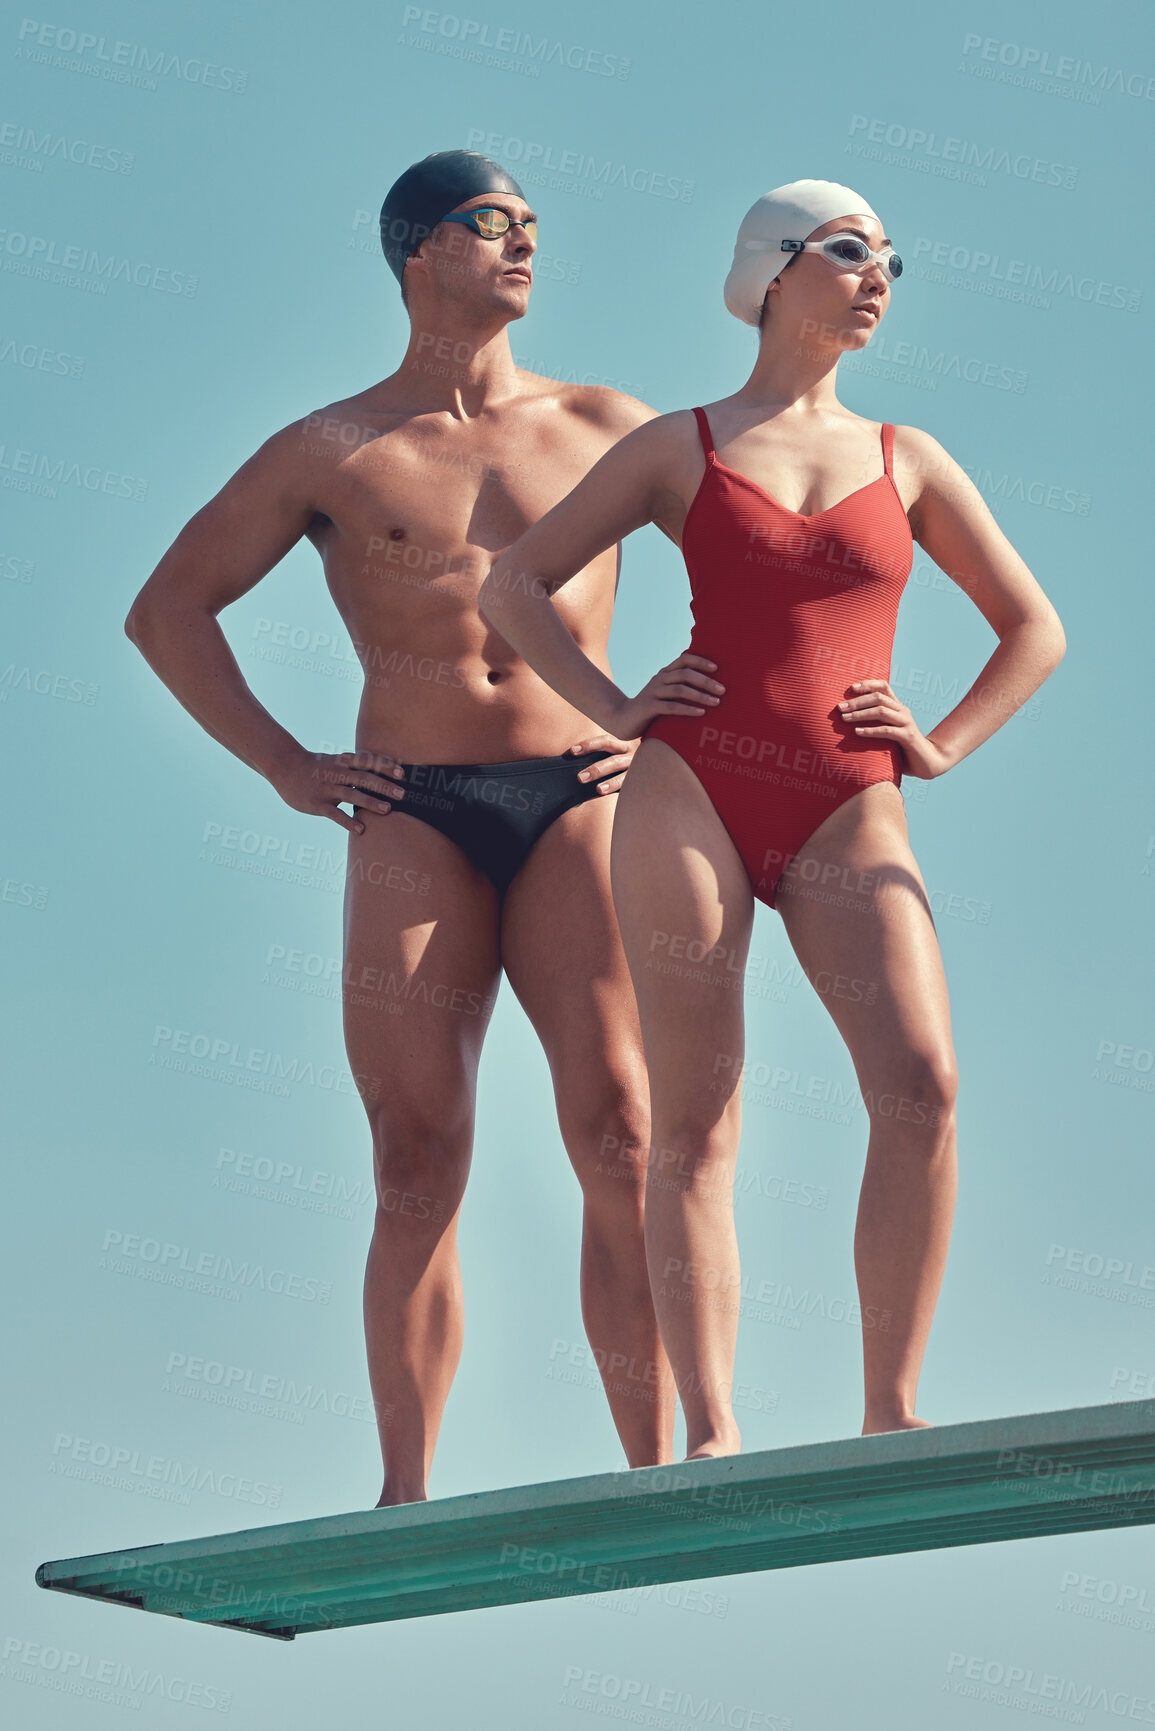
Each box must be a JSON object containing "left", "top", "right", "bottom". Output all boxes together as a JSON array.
[
  {"left": 0, "top": 663, "right": 98, "bottom": 704},
  {"left": 0, "top": 119, "right": 134, "bottom": 173},
  {"left": 149, "top": 1022, "right": 378, "bottom": 1102},
  {"left": 50, "top": 1430, "right": 283, "bottom": 1509},
  {"left": 15, "top": 19, "right": 248, "bottom": 92},
  {"left": 944, "top": 1651, "right": 1155, "bottom": 1721},
  {"left": 163, "top": 1349, "right": 381, "bottom": 1425},
  {"left": 100, "top": 1228, "right": 334, "bottom": 1306},
  {"left": 0, "top": 442, "right": 146, "bottom": 499},
  {"left": 0, "top": 336, "right": 85, "bottom": 376},
  {"left": 559, "top": 1667, "right": 789, "bottom": 1728},
  {"left": 0, "top": 228, "right": 198, "bottom": 295},
  {"left": 959, "top": 34, "right": 1155, "bottom": 102},
  {"left": 1, "top": 1635, "right": 231, "bottom": 1713},
  {"left": 910, "top": 236, "right": 1139, "bottom": 311},
  {"left": 464, "top": 128, "right": 694, "bottom": 202},
  {"left": 847, "top": 114, "right": 1078, "bottom": 188},
  {"left": 398, "top": 7, "right": 631, "bottom": 78}
]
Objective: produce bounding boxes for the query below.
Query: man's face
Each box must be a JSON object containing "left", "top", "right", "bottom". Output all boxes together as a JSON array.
[{"left": 410, "top": 193, "right": 538, "bottom": 316}]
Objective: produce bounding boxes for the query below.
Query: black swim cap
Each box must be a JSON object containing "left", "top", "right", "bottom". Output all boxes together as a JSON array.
[{"left": 379, "top": 150, "right": 526, "bottom": 285}]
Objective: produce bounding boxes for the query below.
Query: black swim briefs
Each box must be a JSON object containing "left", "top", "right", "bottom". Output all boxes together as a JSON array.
[{"left": 355, "top": 750, "right": 610, "bottom": 896}]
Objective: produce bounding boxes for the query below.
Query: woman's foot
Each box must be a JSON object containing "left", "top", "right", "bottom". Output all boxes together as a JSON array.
[
  {"left": 375, "top": 1482, "right": 429, "bottom": 1507},
  {"left": 861, "top": 1414, "right": 933, "bottom": 1436},
  {"left": 685, "top": 1423, "right": 742, "bottom": 1461}
]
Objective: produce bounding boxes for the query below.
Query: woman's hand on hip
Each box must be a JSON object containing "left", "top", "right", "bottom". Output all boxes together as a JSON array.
[
  {"left": 838, "top": 681, "right": 953, "bottom": 779},
  {"left": 610, "top": 653, "right": 725, "bottom": 741}
]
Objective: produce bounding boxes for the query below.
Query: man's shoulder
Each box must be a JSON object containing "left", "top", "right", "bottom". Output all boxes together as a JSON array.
[
  {"left": 281, "top": 387, "right": 400, "bottom": 450},
  {"left": 234, "top": 388, "right": 402, "bottom": 484},
  {"left": 567, "top": 395, "right": 699, "bottom": 463},
  {"left": 571, "top": 384, "right": 659, "bottom": 437},
  {"left": 521, "top": 372, "right": 659, "bottom": 439}
]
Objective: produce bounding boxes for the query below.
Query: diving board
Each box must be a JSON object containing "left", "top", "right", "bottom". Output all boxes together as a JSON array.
[{"left": 37, "top": 1399, "right": 1155, "bottom": 1639}]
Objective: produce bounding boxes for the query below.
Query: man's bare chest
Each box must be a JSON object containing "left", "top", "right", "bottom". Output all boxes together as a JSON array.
[{"left": 307, "top": 419, "right": 579, "bottom": 553}]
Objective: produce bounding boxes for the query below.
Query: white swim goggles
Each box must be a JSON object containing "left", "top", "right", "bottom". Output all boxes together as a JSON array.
[{"left": 780, "top": 233, "right": 903, "bottom": 280}]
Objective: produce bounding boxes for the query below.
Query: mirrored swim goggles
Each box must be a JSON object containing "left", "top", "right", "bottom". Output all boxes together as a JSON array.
[
  {"left": 438, "top": 206, "right": 538, "bottom": 244},
  {"left": 780, "top": 233, "right": 902, "bottom": 280}
]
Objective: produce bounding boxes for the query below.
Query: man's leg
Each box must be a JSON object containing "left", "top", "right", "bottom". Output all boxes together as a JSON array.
[
  {"left": 500, "top": 793, "right": 677, "bottom": 1467},
  {"left": 344, "top": 809, "right": 502, "bottom": 1506}
]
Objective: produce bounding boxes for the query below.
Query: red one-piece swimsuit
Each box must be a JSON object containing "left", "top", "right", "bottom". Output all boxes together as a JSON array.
[{"left": 644, "top": 407, "right": 915, "bottom": 908}]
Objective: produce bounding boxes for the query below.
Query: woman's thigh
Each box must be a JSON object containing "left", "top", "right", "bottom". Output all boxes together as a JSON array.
[
  {"left": 776, "top": 783, "right": 956, "bottom": 1098},
  {"left": 611, "top": 740, "right": 755, "bottom": 1137}
]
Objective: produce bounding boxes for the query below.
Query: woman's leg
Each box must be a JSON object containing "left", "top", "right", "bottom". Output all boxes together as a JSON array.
[
  {"left": 611, "top": 740, "right": 755, "bottom": 1458},
  {"left": 775, "top": 782, "right": 958, "bottom": 1434}
]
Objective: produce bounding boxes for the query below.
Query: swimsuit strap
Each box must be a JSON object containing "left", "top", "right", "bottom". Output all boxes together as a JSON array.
[
  {"left": 697, "top": 407, "right": 892, "bottom": 480},
  {"left": 881, "top": 421, "right": 894, "bottom": 477}
]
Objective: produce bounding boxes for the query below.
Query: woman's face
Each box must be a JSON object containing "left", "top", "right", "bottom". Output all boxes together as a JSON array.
[{"left": 763, "top": 212, "right": 893, "bottom": 353}]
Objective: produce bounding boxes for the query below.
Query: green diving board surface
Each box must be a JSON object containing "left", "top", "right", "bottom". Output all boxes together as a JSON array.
[{"left": 37, "top": 1400, "right": 1155, "bottom": 1640}]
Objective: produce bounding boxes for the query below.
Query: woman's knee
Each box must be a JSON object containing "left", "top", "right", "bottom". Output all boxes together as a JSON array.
[
  {"left": 644, "top": 1095, "right": 740, "bottom": 1195},
  {"left": 862, "top": 1045, "right": 958, "bottom": 1135}
]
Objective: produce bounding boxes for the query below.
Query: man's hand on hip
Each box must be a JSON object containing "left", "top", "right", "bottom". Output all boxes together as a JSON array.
[{"left": 270, "top": 747, "right": 406, "bottom": 834}]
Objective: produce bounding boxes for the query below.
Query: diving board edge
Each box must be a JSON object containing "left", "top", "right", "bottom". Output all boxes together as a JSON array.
[{"left": 36, "top": 1399, "right": 1155, "bottom": 1637}]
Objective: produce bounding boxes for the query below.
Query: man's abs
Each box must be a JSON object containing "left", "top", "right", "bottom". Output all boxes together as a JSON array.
[
  {"left": 348, "top": 618, "right": 611, "bottom": 762},
  {"left": 298, "top": 387, "right": 621, "bottom": 761}
]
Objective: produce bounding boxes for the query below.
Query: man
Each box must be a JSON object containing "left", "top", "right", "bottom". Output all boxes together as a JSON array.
[{"left": 125, "top": 150, "right": 678, "bottom": 1505}]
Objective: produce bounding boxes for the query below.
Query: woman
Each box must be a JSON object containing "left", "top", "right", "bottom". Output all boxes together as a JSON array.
[{"left": 479, "top": 179, "right": 1065, "bottom": 1458}]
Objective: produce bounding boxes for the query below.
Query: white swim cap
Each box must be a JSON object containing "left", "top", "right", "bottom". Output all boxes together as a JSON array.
[{"left": 723, "top": 178, "right": 882, "bottom": 326}]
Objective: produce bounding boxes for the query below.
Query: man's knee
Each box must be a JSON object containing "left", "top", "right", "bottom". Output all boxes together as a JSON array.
[{"left": 368, "top": 1104, "right": 472, "bottom": 1216}]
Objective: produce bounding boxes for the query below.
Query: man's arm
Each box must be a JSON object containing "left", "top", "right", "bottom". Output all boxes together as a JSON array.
[
  {"left": 125, "top": 424, "right": 319, "bottom": 780},
  {"left": 125, "top": 423, "right": 401, "bottom": 830}
]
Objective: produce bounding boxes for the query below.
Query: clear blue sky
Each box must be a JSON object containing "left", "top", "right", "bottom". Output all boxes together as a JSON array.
[{"left": 3, "top": 0, "right": 1153, "bottom": 1725}]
